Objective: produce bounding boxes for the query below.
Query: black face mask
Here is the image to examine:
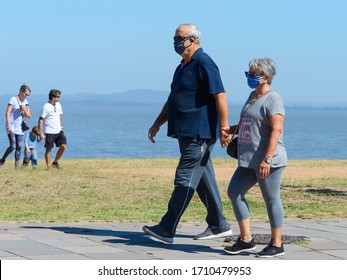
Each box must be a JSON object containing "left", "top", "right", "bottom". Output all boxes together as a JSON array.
[{"left": 174, "top": 39, "right": 186, "bottom": 55}]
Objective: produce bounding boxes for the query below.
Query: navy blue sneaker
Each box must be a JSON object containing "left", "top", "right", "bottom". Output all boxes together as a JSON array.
[
  {"left": 224, "top": 237, "right": 256, "bottom": 255},
  {"left": 256, "top": 242, "right": 285, "bottom": 258}
]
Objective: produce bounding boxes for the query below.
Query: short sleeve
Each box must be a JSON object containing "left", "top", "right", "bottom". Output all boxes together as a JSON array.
[
  {"left": 40, "top": 104, "right": 48, "bottom": 118},
  {"left": 266, "top": 92, "right": 285, "bottom": 118},
  {"left": 8, "top": 96, "right": 16, "bottom": 106},
  {"left": 57, "top": 103, "right": 63, "bottom": 115},
  {"left": 198, "top": 54, "right": 225, "bottom": 94}
]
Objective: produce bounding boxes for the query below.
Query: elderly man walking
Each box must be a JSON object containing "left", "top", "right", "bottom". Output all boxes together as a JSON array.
[{"left": 143, "top": 23, "right": 232, "bottom": 244}]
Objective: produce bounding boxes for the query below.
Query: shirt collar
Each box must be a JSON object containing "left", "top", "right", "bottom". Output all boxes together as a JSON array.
[{"left": 180, "top": 48, "right": 203, "bottom": 67}]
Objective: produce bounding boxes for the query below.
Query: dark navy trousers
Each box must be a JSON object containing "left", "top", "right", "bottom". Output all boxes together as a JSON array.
[{"left": 159, "top": 136, "right": 228, "bottom": 235}]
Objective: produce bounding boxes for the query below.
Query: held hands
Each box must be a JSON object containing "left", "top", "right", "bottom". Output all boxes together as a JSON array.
[
  {"left": 221, "top": 126, "right": 231, "bottom": 135},
  {"left": 220, "top": 126, "right": 231, "bottom": 148}
]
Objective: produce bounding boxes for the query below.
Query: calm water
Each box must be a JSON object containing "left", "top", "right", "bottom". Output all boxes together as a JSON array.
[{"left": 0, "top": 100, "right": 346, "bottom": 160}]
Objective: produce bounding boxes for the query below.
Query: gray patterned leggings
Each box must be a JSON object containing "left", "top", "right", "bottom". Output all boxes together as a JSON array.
[{"left": 228, "top": 166, "right": 285, "bottom": 229}]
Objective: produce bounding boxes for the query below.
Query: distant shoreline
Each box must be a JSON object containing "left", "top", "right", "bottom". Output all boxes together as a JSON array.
[{"left": 1, "top": 91, "right": 347, "bottom": 110}]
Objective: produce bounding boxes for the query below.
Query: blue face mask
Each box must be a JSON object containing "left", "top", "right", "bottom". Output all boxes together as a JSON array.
[{"left": 247, "top": 76, "right": 262, "bottom": 89}]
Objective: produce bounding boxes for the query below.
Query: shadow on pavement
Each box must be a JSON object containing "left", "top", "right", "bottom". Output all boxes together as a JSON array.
[{"left": 21, "top": 225, "right": 223, "bottom": 255}]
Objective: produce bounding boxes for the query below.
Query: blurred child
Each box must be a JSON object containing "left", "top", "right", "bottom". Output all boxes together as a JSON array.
[{"left": 22, "top": 126, "right": 42, "bottom": 169}]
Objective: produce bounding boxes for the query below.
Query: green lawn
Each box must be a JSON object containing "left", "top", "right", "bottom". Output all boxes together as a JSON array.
[{"left": 0, "top": 158, "right": 346, "bottom": 222}]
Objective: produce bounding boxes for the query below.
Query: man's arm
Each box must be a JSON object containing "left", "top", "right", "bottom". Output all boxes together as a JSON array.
[
  {"left": 214, "top": 92, "right": 229, "bottom": 148},
  {"left": 60, "top": 115, "right": 63, "bottom": 131},
  {"left": 38, "top": 117, "right": 45, "bottom": 139}
]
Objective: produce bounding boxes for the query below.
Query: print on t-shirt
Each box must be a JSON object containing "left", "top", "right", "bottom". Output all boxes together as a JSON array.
[{"left": 239, "top": 116, "right": 252, "bottom": 145}]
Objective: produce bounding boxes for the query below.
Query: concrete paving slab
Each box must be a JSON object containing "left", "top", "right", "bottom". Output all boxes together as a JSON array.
[
  {"left": 0, "top": 240, "right": 71, "bottom": 256},
  {"left": 64, "top": 245, "right": 126, "bottom": 254},
  {"left": 323, "top": 250, "right": 347, "bottom": 259},
  {"left": 304, "top": 238, "right": 347, "bottom": 250},
  {"left": 27, "top": 254, "right": 92, "bottom": 260},
  {"left": 0, "top": 249, "right": 19, "bottom": 258},
  {"left": 83, "top": 252, "right": 157, "bottom": 260}
]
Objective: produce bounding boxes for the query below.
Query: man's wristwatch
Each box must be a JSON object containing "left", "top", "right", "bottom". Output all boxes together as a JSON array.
[{"left": 263, "top": 157, "right": 272, "bottom": 164}]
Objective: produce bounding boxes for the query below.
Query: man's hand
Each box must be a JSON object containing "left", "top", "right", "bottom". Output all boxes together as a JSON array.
[
  {"left": 148, "top": 125, "right": 160, "bottom": 143},
  {"left": 220, "top": 126, "right": 231, "bottom": 148}
]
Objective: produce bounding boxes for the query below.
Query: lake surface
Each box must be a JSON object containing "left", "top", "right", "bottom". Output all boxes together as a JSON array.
[{"left": 0, "top": 96, "right": 346, "bottom": 160}]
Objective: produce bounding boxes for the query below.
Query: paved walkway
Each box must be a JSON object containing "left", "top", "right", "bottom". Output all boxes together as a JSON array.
[{"left": 0, "top": 219, "right": 346, "bottom": 260}]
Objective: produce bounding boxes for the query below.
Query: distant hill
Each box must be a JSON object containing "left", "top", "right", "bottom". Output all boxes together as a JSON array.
[
  {"left": 0, "top": 89, "right": 169, "bottom": 106},
  {"left": 63, "top": 89, "right": 169, "bottom": 106}
]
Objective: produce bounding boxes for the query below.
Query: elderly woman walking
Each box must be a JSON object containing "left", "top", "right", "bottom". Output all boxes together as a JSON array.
[{"left": 223, "top": 58, "right": 287, "bottom": 257}]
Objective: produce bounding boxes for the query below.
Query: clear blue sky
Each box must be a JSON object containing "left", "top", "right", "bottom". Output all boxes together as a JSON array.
[{"left": 1, "top": 0, "right": 346, "bottom": 106}]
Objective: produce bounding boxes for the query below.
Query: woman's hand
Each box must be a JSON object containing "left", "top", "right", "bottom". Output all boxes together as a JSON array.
[{"left": 259, "top": 160, "right": 271, "bottom": 179}]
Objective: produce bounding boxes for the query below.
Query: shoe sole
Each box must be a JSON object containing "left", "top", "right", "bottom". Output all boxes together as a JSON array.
[
  {"left": 142, "top": 226, "right": 173, "bottom": 244},
  {"left": 224, "top": 246, "right": 257, "bottom": 255},
  {"left": 256, "top": 252, "right": 285, "bottom": 258},
  {"left": 195, "top": 229, "right": 233, "bottom": 240}
]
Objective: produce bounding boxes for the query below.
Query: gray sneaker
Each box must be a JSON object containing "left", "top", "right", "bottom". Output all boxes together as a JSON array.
[
  {"left": 194, "top": 226, "right": 233, "bottom": 240},
  {"left": 142, "top": 225, "right": 174, "bottom": 244}
]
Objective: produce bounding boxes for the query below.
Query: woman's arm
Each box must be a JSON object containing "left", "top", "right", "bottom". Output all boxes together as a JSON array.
[
  {"left": 264, "top": 114, "right": 284, "bottom": 159},
  {"left": 259, "top": 114, "right": 284, "bottom": 179},
  {"left": 23, "top": 105, "right": 31, "bottom": 119}
]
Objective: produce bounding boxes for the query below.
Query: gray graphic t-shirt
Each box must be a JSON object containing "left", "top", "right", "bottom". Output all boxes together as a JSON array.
[{"left": 238, "top": 91, "right": 287, "bottom": 168}]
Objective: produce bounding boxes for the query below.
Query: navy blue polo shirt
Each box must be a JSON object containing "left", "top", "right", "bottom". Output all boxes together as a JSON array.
[{"left": 167, "top": 48, "right": 225, "bottom": 139}]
